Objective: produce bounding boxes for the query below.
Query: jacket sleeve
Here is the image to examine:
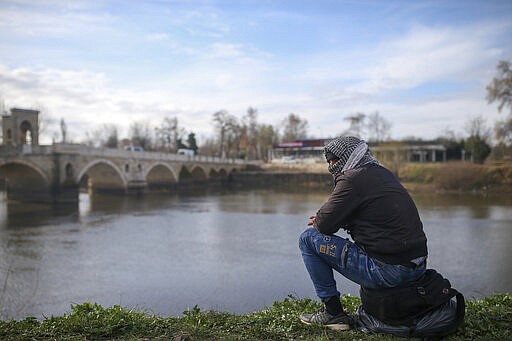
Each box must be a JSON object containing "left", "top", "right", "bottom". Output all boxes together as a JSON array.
[{"left": 313, "top": 178, "right": 360, "bottom": 235}]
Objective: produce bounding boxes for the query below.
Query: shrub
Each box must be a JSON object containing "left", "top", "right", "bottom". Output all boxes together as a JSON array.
[
  {"left": 397, "top": 163, "right": 440, "bottom": 183},
  {"left": 433, "top": 162, "right": 494, "bottom": 191}
]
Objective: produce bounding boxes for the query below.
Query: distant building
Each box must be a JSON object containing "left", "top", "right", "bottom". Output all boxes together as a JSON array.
[
  {"left": 272, "top": 138, "right": 448, "bottom": 163},
  {"left": 272, "top": 139, "right": 330, "bottom": 163},
  {"left": 1, "top": 108, "right": 40, "bottom": 146},
  {"left": 370, "top": 141, "right": 447, "bottom": 163}
]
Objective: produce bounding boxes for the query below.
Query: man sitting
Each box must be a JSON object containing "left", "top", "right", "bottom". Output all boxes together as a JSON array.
[{"left": 299, "top": 136, "right": 427, "bottom": 330}]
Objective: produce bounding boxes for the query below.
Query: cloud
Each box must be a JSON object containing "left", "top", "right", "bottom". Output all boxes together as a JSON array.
[
  {"left": 209, "top": 43, "right": 244, "bottom": 58},
  {"left": 280, "top": 19, "right": 510, "bottom": 124},
  {"left": 0, "top": 62, "right": 273, "bottom": 144},
  {"left": 380, "top": 94, "right": 499, "bottom": 140},
  {"left": 0, "top": 65, "right": 109, "bottom": 103},
  {"left": 250, "top": 19, "right": 510, "bottom": 139},
  {"left": 0, "top": 2, "right": 510, "bottom": 145},
  {"left": 171, "top": 8, "right": 230, "bottom": 39},
  {"left": 356, "top": 22, "right": 508, "bottom": 95},
  {"left": 0, "top": 65, "right": 124, "bottom": 139},
  {"left": 0, "top": 1, "right": 115, "bottom": 37},
  {"left": 146, "top": 33, "right": 170, "bottom": 41}
]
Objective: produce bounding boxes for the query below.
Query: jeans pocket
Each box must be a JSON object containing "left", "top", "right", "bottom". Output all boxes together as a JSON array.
[{"left": 340, "top": 243, "right": 350, "bottom": 269}]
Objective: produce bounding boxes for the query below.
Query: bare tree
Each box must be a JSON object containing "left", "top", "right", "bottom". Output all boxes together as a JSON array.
[
  {"left": 31, "top": 103, "right": 52, "bottom": 144},
  {"left": 487, "top": 60, "right": 512, "bottom": 115},
  {"left": 465, "top": 115, "right": 491, "bottom": 163},
  {"left": 101, "top": 124, "right": 119, "bottom": 148},
  {"left": 224, "top": 115, "right": 241, "bottom": 158},
  {"left": 487, "top": 60, "right": 512, "bottom": 152},
  {"left": 243, "top": 107, "right": 258, "bottom": 160},
  {"left": 0, "top": 97, "right": 5, "bottom": 143},
  {"left": 213, "top": 110, "right": 239, "bottom": 158},
  {"left": 257, "top": 123, "right": 278, "bottom": 161},
  {"left": 82, "top": 124, "right": 119, "bottom": 148},
  {"left": 343, "top": 112, "right": 366, "bottom": 138},
  {"left": 213, "top": 110, "right": 229, "bottom": 158},
  {"left": 155, "top": 117, "right": 183, "bottom": 152},
  {"left": 494, "top": 118, "right": 512, "bottom": 146},
  {"left": 281, "top": 113, "right": 308, "bottom": 142},
  {"left": 466, "top": 115, "right": 491, "bottom": 140},
  {"left": 366, "top": 111, "right": 392, "bottom": 143},
  {"left": 198, "top": 136, "right": 217, "bottom": 156},
  {"left": 129, "top": 120, "right": 153, "bottom": 150}
]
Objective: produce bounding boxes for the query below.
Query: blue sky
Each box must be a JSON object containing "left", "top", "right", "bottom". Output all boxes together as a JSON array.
[{"left": 1, "top": 0, "right": 511, "bottom": 144}]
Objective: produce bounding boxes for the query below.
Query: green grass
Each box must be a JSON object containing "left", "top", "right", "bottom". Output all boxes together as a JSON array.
[{"left": 1, "top": 294, "right": 510, "bottom": 340}]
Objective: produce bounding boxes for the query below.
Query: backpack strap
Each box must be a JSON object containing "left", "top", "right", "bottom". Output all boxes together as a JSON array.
[
  {"left": 453, "top": 289, "right": 466, "bottom": 330},
  {"left": 417, "top": 286, "right": 458, "bottom": 320}
]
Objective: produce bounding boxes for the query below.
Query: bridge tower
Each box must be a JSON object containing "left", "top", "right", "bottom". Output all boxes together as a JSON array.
[{"left": 2, "top": 108, "right": 40, "bottom": 146}]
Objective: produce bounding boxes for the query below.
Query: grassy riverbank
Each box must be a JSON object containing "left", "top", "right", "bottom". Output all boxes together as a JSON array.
[
  {"left": 398, "top": 162, "right": 512, "bottom": 193},
  {"left": 1, "top": 294, "right": 510, "bottom": 340},
  {"left": 261, "top": 161, "right": 512, "bottom": 193}
]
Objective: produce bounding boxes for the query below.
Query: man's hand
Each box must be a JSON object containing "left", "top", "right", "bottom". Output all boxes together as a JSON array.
[{"left": 308, "top": 215, "right": 316, "bottom": 226}]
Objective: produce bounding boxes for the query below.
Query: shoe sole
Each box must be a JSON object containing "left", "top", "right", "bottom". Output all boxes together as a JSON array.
[
  {"left": 300, "top": 319, "right": 351, "bottom": 331},
  {"left": 326, "top": 323, "right": 350, "bottom": 331}
]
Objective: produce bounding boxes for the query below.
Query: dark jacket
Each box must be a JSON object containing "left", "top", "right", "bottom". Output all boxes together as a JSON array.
[{"left": 314, "top": 164, "right": 427, "bottom": 266}]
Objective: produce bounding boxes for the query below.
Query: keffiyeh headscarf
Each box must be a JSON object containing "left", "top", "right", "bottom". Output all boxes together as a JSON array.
[{"left": 324, "top": 136, "right": 379, "bottom": 176}]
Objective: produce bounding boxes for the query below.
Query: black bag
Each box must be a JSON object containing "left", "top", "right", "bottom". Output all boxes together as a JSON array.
[
  {"left": 356, "top": 297, "right": 465, "bottom": 339},
  {"left": 357, "top": 268, "right": 465, "bottom": 338}
]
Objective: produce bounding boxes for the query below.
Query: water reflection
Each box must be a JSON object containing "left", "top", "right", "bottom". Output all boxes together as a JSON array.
[
  {"left": 0, "top": 193, "right": 78, "bottom": 230},
  {"left": 0, "top": 189, "right": 510, "bottom": 320},
  {"left": 412, "top": 192, "right": 512, "bottom": 220}
]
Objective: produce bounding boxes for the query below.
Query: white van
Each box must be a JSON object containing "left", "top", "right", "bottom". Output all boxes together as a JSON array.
[{"left": 177, "top": 148, "right": 195, "bottom": 156}]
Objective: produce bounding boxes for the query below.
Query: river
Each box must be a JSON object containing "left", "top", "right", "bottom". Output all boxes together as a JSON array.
[{"left": 0, "top": 188, "right": 511, "bottom": 320}]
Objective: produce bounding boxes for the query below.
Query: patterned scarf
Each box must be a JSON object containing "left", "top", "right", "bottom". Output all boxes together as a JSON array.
[{"left": 324, "top": 136, "right": 379, "bottom": 176}]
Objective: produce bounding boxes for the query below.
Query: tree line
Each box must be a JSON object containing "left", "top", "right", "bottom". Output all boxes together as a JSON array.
[
  {"left": 73, "top": 59, "right": 512, "bottom": 165},
  {"left": 77, "top": 109, "right": 309, "bottom": 162},
  {"left": 81, "top": 118, "right": 200, "bottom": 155},
  {"left": 1, "top": 60, "right": 511, "bottom": 163}
]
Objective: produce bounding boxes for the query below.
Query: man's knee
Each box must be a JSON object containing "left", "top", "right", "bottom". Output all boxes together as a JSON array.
[{"left": 299, "top": 228, "right": 319, "bottom": 251}]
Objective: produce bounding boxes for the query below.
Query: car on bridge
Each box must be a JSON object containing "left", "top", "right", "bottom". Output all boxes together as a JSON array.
[{"left": 125, "top": 146, "right": 144, "bottom": 152}]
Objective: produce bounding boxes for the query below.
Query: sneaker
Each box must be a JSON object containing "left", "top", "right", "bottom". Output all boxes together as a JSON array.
[{"left": 299, "top": 309, "right": 352, "bottom": 331}]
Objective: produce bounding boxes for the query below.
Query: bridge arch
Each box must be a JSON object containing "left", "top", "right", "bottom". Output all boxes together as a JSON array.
[
  {"left": 0, "top": 160, "right": 50, "bottom": 202},
  {"left": 219, "top": 168, "right": 228, "bottom": 178},
  {"left": 77, "top": 159, "right": 127, "bottom": 193},
  {"left": 0, "top": 160, "right": 49, "bottom": 184},
  {"left": 209, "top": 167, "right": 230, "bottom": 179},
  {"left": 209, "top": 169, "right": 219, "bottom": 178},
  {"left": 190, "top": 165, "right": 208, "bottom": 180},
  {"left": 145, "top": 162, "right": 178, "bottom": 190},
  {"left": 179, "top": 164, "right": 208, "bottom": 183}
]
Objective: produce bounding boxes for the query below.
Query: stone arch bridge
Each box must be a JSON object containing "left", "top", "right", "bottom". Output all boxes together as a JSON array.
[{"left": 0, "top": 144, "right": 248, "bottom": 203}]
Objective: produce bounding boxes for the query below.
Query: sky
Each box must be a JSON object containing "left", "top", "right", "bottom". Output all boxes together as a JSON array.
[{"left": 0, "top": 0, "right": 511, "bottom": 145}]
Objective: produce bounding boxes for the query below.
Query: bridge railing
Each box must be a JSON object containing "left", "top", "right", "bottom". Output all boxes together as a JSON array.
[
  {"left": 52, "top": 144, "right": 248, "bottom": 164},
  {"left": 1, "top": 143, "right": 258, "bottom": 165},
  {"left": 0, "top": 145, "right": 54, "bottom": 155}
]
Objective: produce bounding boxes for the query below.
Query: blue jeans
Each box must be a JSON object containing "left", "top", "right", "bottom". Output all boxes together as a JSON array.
[{"left": 299, "top": 228, "right": 426, "bottom": 302}]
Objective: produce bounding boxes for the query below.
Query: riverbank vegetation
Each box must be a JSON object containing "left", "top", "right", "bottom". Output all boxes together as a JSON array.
[
  {"left": 397, "top": 162, "right": 512, "bottom": 192},
  {"left": 1, "top": 294, "right": 510, "bottom": 340},
  {"left": 260, "top": 161, "right": 512, "bottom": 193}
]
